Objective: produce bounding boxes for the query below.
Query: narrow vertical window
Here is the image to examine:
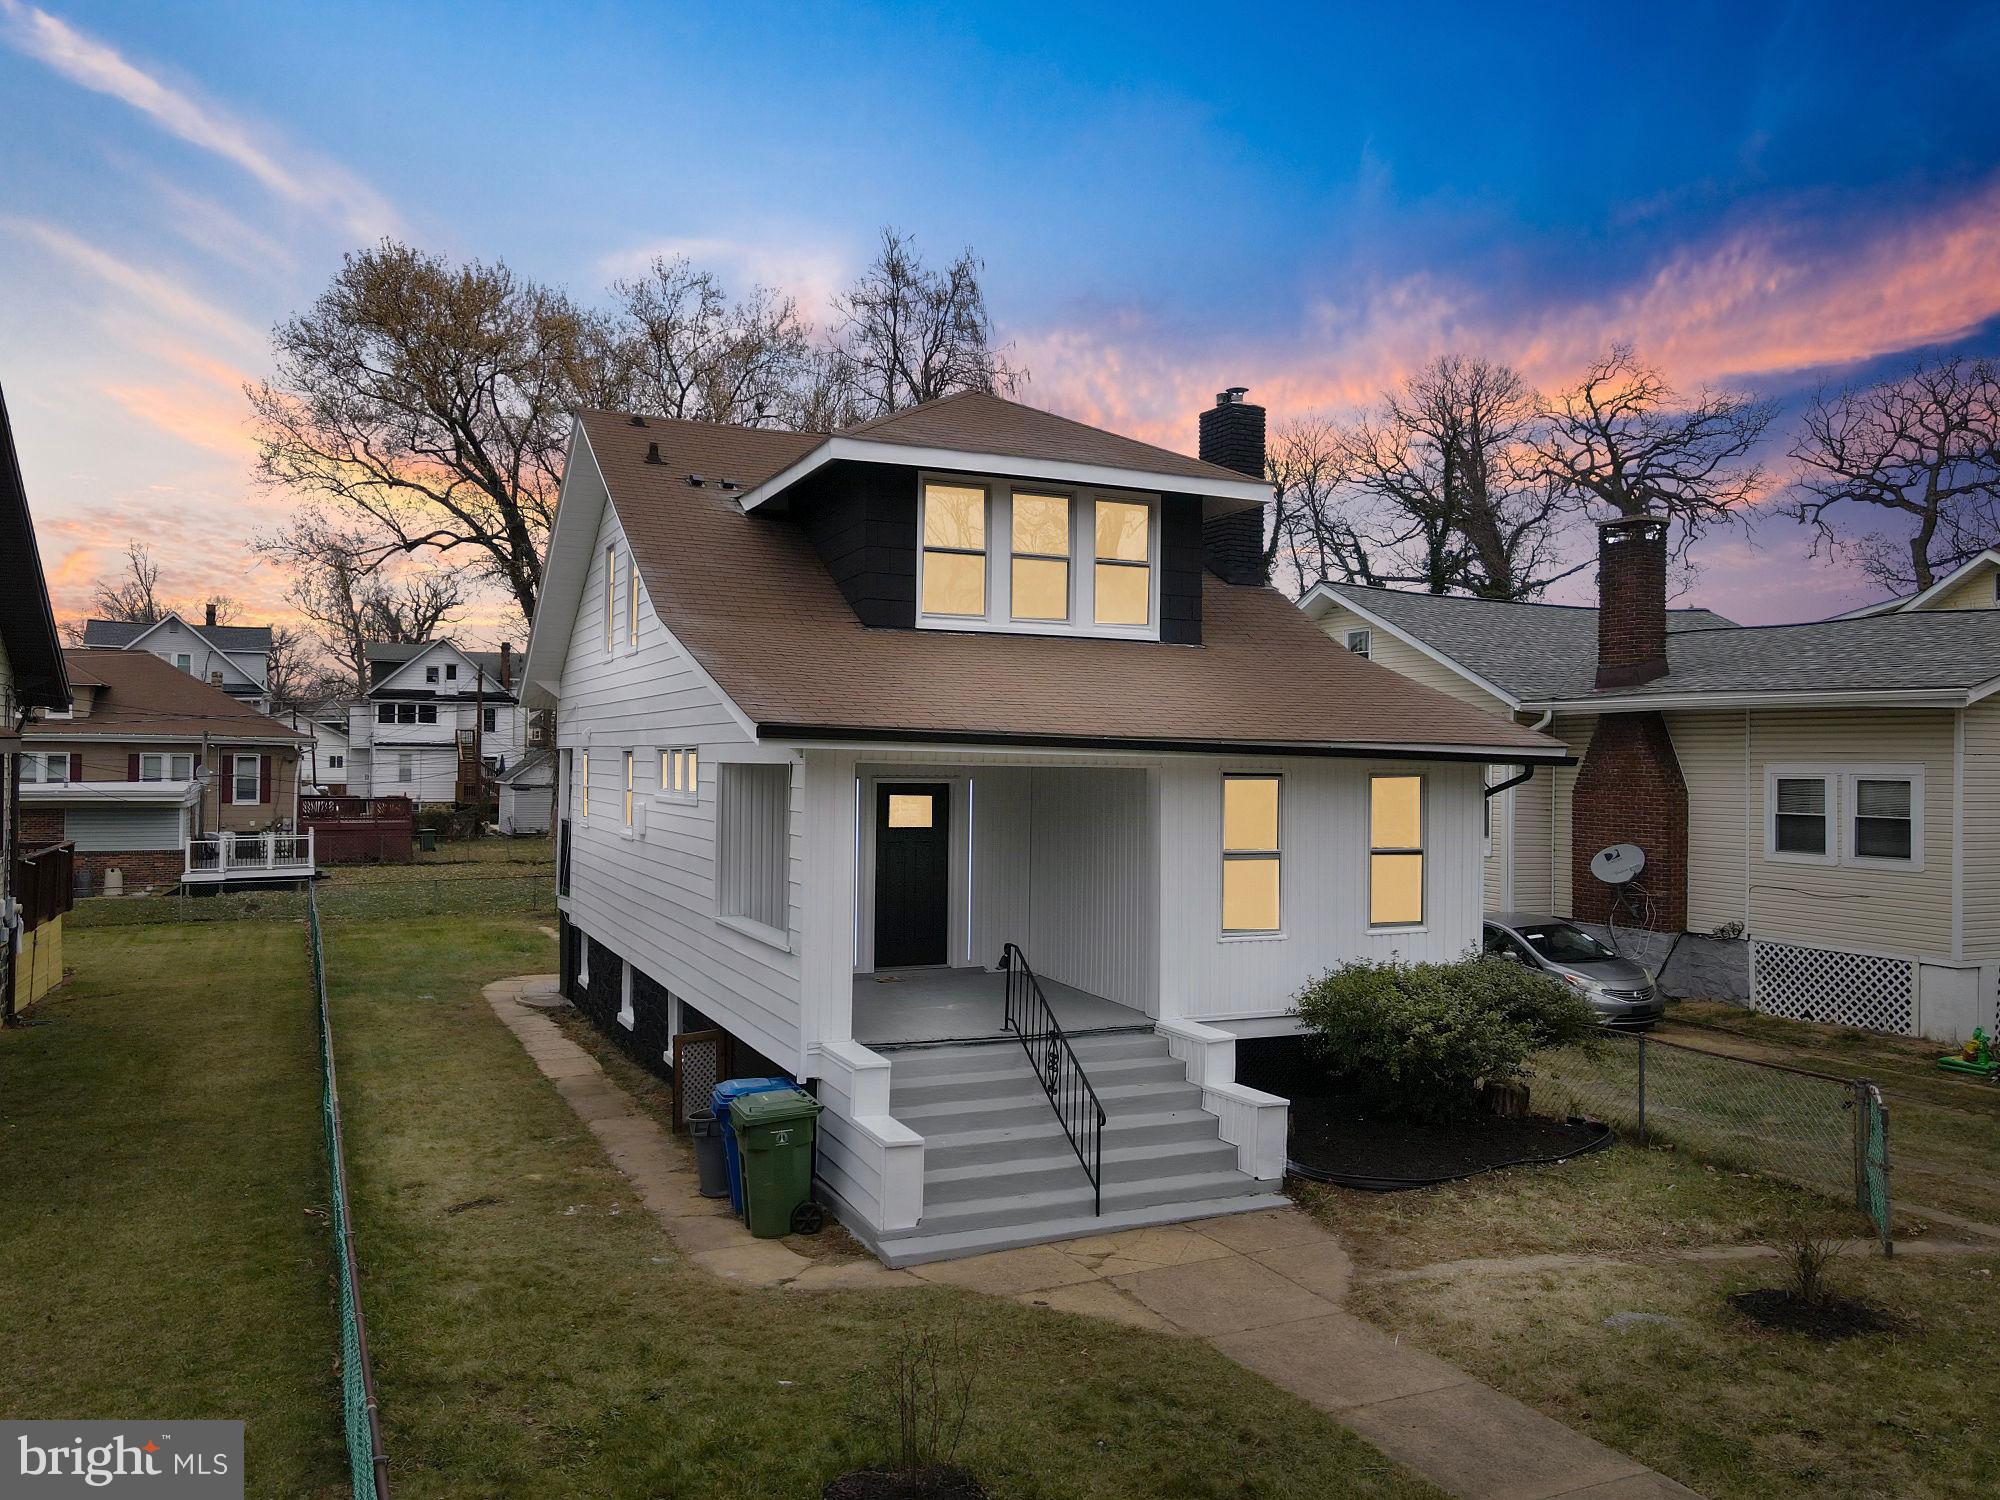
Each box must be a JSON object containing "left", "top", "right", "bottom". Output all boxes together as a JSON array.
[
  {"left": 579, "top": 751, "right": 590, "bottom": 817},
  {"left": 1369, "top": 775, "right": 1425, "bottom": 926},
  {"left": 920, "top": 482, "right": 986, "bottom": 616},
  {"left": 623, "top": 751, "right": 634, "bottom": 827},
  {"left": 1010, "top": 492, "right": 1070, "bottom": 621},
  {"left": 604, "top": 545, "right": 617, "bottom": 652},
  {"left": 1221, "top": 775, "right": 1281, "bottom": 932},
  {"left": 627, "top": 563, "right": 639, "bottom": 646},
  {"left": 1093, "top": 499, "right": 1151, "bottom": 625}
]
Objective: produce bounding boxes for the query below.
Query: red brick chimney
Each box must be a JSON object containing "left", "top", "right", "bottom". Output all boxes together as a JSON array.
[
  {"left": 499, "top": 641, "right": 512, "bottom": 689},
  {"left": 205, "top": 601, "right": 218, "bottom": 627},
  {"left": 1594, "top": 516, "right": 1669, "bottom": 689}
]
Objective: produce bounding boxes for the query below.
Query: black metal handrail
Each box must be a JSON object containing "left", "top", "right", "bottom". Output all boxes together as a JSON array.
[{"left": 998, "top": 942, "right": 1107, "bottom": 1215}]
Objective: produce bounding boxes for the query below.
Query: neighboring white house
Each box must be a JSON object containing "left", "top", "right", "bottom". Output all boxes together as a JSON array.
[
  {"left": 524, "top": 388, "right": 1567, "bottom": 1264},
  {"left": 289, "top": 703, "right": 351, "bottom": 792},
  {"left": 1303, "top": 525, "right": 2000, "bottom": 1043},
  {"left": 344, "top": 641, "right": 525, "bottom": 805},
  {"left": 497, "top": 748, "right": 555, "bottom": 834},
  {"left": 82, "top": 605, "right": 274, "bottom": 712}
]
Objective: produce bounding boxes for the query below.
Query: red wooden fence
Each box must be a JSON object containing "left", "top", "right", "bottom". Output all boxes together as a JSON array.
[{"left": 301, "top": 796, "right": 415, "bottom": 865}]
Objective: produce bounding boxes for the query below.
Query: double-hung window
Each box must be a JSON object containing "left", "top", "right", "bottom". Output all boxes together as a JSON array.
[
  {"left": 1369, "top": 774, "right": 1426, "bottom": 927},
  {"left": 622, "top": 751, "right": 635, "bottom": 828},
  {"left": 174, "top": 652, "right": 193, "bottom": 672},
  {"left": 921, "top": 482, "right": 987, "bottom": 617},
  {"left": 445, "top": 664, "right": 457, "bottom": 681},
  {"left": 377, "top": 704, "right": 395, "bottom": 724},
  {"left": 483, "top": 707, "right": 497, "bottom": 733},
  {"left": 1345, "top": 628, "right": 1372, "bottom": 658},
  {"left": 417, "top": 704, "right": 437, "bottom": 724},
  {"left": 1851, "top": 776, "right": 1914, "bottom": 862},
  {"left": 426, "top": 666, "right": 439, "bottom": 684},
  {"left": 661, "top": 747, "right": 699, "bottom": 801},
  {"left": 1010, "top": 493, "right": 1070, "bottom": 621},
  {"left": 1093, "top": 500, "right": 1151, "bottom": 626},
  {"left": 23, "top": 752, "right": 69, "bottom": 784},
  {"left": 397, "top": 752, "right": 414, "bottom": 784},
  {"left": 139, "top": 753, "right": 194, "bottom": 781},
  {"left": 604, "top": 545, "right": 618, "bottom": 652},
  {"left": 1221, "top": 775, "right": 1281, "bottom": 933},
  {"left": 627, "top": 562, "right": 640, "bottom": 646},
  {"left": 233, "top": 754, "right": 260, "bottom": 804},
  {"left": 1766, "top": 766, "right": 1922, "bottom": 868},
  {"left": 1771, "top": 774, "right": 1831, "bottom": 859},
  {"left": 578, "top": 751, "right": 589, "bottom": 816}
]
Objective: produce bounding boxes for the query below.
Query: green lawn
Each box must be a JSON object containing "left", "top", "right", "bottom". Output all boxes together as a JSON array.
[{"left": 0, "top": 920, "right": 348, "bottom": 1497}]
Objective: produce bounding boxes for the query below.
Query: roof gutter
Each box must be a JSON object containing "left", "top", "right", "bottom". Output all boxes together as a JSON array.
[
  {"left": 756, "top": 723, "right": 1575, "bottom": 766},
  {"left": 1520, "top": 688, "right": 1972, "bottom": 713}
]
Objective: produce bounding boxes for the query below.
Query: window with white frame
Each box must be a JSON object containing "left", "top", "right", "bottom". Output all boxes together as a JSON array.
[
  {"left": 1345, "top": 628, "right": 1372, "bottom": 658},
  {"left": 1769, "top": 772, "right": 1831, "bottom": 860},
  {"left": 22, "top": 752, "right": 69, "bottom": 784},
  {"left": 425, "top": 666, "right": 439, "bottom": 683},
  {"left": 328, "top": 754, "right": 345, "bottom": 770},
  {"left": 627, "top": 562, "right": 640, "bottom": 646},
  {"left": 1221, "top": 774, "right": 1281, "bottom": 933},
  {"left": 916, "top": 477, "right": 1159, "bottom": 637},
  {"left": 578, "top": 751, "right": 590, "bottom": 816},
  {"left": 622, "top": 751, "right": 635, "bottom": 827},
  {"left": 377, "top": 704, "right": 395, "bottom": 724},
  {"left": 139, "top": 753, "right": 194, "bottom": 781},
  {"left": 417, "top": 704, "right": 437, "bottom": 724},
  {"left": 604, "top": 544, "right": 618, "bottom": 652},
  {"left": 1369, "top": 774, "right": 1426, "bottom": 927},
  {"left": 1850, "top": 775, "right": 1916, "bottom": 862},
  {"left": 174, "top": 652, "right": 193, "bottom": 672},
  {"left": 920, "top": 482, "right": 987, "bottom": 617},
  {"left": 445, "top": 663, "right": 458, "bottom": 681},
  {"left": 661, "top": 746, "right": 699, "bottom": 800},
  {"left": 482, "top": 707, "right": 497, "bottom": 733},
  {"left": 397, "top": 752, "right": 414, "bottom": 785},
  {"left": 718, "top": 762, "right": 789, "bottom": 935},
  {"left": 1765, "top": 766, "right": 1923, "bottom": 869},
  {"left": 233, "top": 754, "right": 260, "bottom": 803},
  {"left": 1010, "top": 492, "right": 1070, "bottom": 622}
]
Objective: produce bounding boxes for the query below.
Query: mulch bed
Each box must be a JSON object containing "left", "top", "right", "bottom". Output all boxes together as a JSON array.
[
  {"left": 1287, "top": 1094, "right": 1609, "bottom": 1189},
  {"left": 1727, "top": 1289, "right": 1898, "bottom": 1341},
  {"left": 823, "top": 1467, "right": 987, "bottom": 1499}
]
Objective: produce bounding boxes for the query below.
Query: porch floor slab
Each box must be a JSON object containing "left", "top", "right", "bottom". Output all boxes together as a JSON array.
[{"left": 853, "top": 965, "right": 1148, "bottom": 1045}]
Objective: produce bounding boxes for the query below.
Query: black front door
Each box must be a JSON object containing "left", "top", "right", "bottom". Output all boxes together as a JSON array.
[{"left": 874, "top": 783, "right": 950, "bottom": 968}]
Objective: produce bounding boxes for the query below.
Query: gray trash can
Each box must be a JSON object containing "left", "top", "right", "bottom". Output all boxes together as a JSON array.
[{"left": 689, "top": 1109, "right": 729, "bottom": 1198}]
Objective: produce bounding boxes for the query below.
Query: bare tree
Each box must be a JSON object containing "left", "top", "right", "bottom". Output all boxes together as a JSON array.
[
  {"left": 90, "top": 540, "right": 167, "bottom": 624},
  {"left": 248, "top": 242, "right": 611, "bottom": 632},
  {"left": 606, "top": 256, "right": 816, "bottom": 427},
  {"left": 256, "top": 513, "right": 466, "bottom": 696},
  {"left": 1266, "top": 415, "right": 1380, "bottom": 594},
  {"left": 261, "top": 624, "right": 312, "bottom": 710},
  {"left": 1533, "top": 344, "right": 1774, "bottom": 552},
  {"left": 829, "top": 228, "right": 1022, "bottom": 419},
  {"left": 1786, "top": 354, "right": 2000, "bottom": 594}
]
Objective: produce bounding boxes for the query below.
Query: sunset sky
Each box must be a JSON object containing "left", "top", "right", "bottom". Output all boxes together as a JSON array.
[{"left": 5, "top": 0, "right": 1999, "bottom": 644}]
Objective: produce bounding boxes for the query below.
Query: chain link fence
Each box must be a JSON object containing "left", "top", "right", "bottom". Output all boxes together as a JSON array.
[
  {"left": 69, "top": 872, "right": 556, "bottom": 928},
  {"left": 308, "top": 884, "right": 390, "bottom": 1499},
  {"left": 1531, "top": 1029, "right": 1892, "bottom": 1252}
]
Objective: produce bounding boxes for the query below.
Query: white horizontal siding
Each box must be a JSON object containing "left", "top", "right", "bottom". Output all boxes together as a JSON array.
[
  {"left": 64, "top": 804, "right": 183, "bottom": 852},
  {"left": 1964, "top": 700, "right": 2000, "bottom": 962},
  {"left": 1668, "top": 709, "right": 1750, "bottom": 935}
]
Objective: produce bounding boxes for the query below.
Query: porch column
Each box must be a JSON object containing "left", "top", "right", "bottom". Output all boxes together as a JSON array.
[{"left": 799, "top": 748, "right": 860, "bottom": 1061}]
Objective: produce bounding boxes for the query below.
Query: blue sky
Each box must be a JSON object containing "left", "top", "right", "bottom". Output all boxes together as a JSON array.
[{"left": 5, "top": 0, "right": 1999, "bottom": 634}]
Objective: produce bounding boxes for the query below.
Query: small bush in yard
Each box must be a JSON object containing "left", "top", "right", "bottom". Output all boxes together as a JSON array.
[{"left": 1293, "top": 957, "right": 1597, "bottom": 1123}]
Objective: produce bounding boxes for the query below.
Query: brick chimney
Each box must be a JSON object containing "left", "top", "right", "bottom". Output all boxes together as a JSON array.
[
  {"left": 205, "top": 601, "right": 218, "bottom": 627},
  {"left": 1198, "top": 387, "right": 1268, "bottom": 585},
  {"left": 1594, "top": 515, "right": 1669, "bottom": 689},
  {"left": 499, "top": 641, "right": 512, "bottom": 689}
]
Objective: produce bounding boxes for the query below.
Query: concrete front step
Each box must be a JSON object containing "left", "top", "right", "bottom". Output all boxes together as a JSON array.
[
  {"left": 887, "top": 1031, "right": 1162, "bottom": 1077},
  {"left": 872, "top": 1189, "right": 1294, "bottom": 1268},
  {"left": 893, "top": 1079, "right": 1210, "bottom": 1131},
  {"left": 913, "top": 1167, "right": 1268, "bottom": 1236},
  {"left": 891, "top": 1055, "right": 1192, "bottom": 1109},
  {"left": 924, "top": 1109, "right": 1224, "bottom": 1169},
  {"left": 923, "top": 1138, "right": 1244, "bottom": 1205}
]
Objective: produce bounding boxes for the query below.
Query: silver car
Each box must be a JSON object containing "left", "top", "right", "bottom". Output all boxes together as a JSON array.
[{"left": 1482, "top": 913, "right": 1665, "bottom": 1027}]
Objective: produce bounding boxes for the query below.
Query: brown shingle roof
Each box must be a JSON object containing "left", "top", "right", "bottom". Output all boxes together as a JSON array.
[
  {"left": 837, "top": 390, "right": 1261, "bottom": 489},
  {"left": 577, "top": 412, "right": 1565, "bottom": 759},
  {"left": 24, "top": 649, "right": 309, "bottom": 742}
]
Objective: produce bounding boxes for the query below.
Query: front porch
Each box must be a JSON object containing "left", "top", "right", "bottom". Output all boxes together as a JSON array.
[
  {"left": 183, "top": 829, "right": 318, "bottom": 885},
  {"left": 854, "top": 965, "right": 1147, "bottom": 1046}
]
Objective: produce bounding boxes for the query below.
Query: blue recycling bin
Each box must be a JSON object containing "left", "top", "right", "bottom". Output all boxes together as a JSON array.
[{"left": 711, "top": 1076, "right": 794, "bottom": 1215}]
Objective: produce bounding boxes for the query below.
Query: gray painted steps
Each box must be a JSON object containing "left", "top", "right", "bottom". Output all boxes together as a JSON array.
[{"left": 871, "top": 1027, "right": 1284, "bottom": 1265}]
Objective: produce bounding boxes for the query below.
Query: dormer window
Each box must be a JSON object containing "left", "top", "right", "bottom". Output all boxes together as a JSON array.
[{"left": 916, "top": 474, "right": 1159, "bottom": 639}]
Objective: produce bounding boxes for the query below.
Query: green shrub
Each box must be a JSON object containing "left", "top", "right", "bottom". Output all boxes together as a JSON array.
[{"left": 1293, "top": 956, "right": 1597, "bottom": 1122}]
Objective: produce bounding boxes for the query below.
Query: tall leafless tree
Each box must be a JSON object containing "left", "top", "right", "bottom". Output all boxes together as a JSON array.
[
  {"left": 247, "top": 242, "right": 612, "bottom": 632},
  {"left": 88, "top": 540, "right": 167, "bottom": 625},
  {"left": 606, "top": 256, "right": 816, "bottom": 427},
  {"left": 1532, "top": 344, "right": 1774, "bottom": 553},
  {"left": 828, "top": 228, "right": 1022, "bottom": 419},
  {"left": 1785, "top": 354, "right": 2000, "bottom": 594}
]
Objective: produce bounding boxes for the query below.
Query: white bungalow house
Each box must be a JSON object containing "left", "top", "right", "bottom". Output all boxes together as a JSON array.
[
  {"left": 344, "top": 641, "right": 525, "bottom": 805},
  {"left": 522, "top": 388, "right": 1568, "bottom": 1264},
  {"left": 1303, "top": 526, "right": 2000, "bottom": 1043},
  {"left": 82, "top": 605, "right": 275, "bottom": 713}
]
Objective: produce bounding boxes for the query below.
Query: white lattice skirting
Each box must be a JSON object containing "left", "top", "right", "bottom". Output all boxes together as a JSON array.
[{"left": 1751, "top": 941, "right": 1917, "bottom": 1036}]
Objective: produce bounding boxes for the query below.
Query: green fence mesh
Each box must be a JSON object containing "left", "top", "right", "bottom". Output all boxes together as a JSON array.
[
  {"left": 72, "top": 871, "right": 556, "bottom": 928},
  {"left": 310, "top": 887, "right": 389, "bottom": 1499}
]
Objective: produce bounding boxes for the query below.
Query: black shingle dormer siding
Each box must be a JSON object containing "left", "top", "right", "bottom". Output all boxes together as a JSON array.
[
  {"left": 791, "top": 461, "right": 920, "bottom": 629},
  {"left": 1161, "top": 495, "right": 1204, "bottom": 644}
]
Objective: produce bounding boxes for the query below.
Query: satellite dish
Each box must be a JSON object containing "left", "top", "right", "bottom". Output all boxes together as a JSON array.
[{"left": 1591, "top": 843, "right": 1645, "bottom": 885}]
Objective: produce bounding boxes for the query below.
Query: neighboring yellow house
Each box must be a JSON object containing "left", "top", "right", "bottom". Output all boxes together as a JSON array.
[{"left": 1302, "top": 533, "right": 2000, "bottom": 1042}]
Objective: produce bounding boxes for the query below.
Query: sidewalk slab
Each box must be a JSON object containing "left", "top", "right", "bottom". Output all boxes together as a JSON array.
[
  {"left": 1110, "top": 1251, "right": 1336, "bottom": 1336},
  {"left": 1209, "top": 1313, "right": 1469, "bottom": 1412}
]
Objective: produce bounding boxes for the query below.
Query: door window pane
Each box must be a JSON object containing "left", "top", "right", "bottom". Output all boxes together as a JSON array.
[{"left": 888, "top": 793, "right": 934, "bottom": 828}]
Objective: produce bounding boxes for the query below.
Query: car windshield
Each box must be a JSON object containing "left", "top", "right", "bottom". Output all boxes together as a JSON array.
[{"left": 1517, "top": 922, "right": 1616, "bottom": 963}]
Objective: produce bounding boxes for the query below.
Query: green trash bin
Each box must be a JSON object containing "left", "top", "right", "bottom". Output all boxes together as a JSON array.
[
  {"left": 729, "top": 1087, "right": 822, "bottom": 1239},
  {"left": 418, "top": 827, "right": 437, "bottom": 852}
]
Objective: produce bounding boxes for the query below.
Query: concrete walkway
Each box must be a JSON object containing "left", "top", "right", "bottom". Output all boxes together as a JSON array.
[{"left": 486, "top": 974, "right": 1701, "bottom": 1500}]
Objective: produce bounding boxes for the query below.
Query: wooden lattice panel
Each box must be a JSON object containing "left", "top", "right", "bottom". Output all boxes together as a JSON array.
[
  {"left": 1752, "top": 942, "right": 1915, "bottom": 1036},
  {"left": 669, "top": 1029, "right": 728, "bottom": 1133}
]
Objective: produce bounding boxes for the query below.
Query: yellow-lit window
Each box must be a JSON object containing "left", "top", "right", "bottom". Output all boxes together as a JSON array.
[
  {"left": 921, "top": 482, "right": 987, "bottom": 616},
  {"left": 1094, "top": 499, "right": 1151, "bottom": 626},
  {"left": 1369, "top": 775, "right": 1425, "bottom": 926},
  {"left": 623, "top": 751, "right": 634, "bottom": 826},
  {"left": 604, "top": 545, "right": 617, "bottom": 653},
  {"left": 1010, "top": 492, "right": 1070, "bottom": 621},
  {"left": 627, "top": 563, "right": 639, "bottom": 646},
  {"left": 661, "top": 746, "right": 699, "bottom": 800},
  {"left": 1222, "top": 775, "right": 1280, "bottom": 932},
  {"left": 579, "top": 751, "right": 590, "bottom": 818},
  {"left": 888, "top": 792, "right": 935, "bottom": 828}
]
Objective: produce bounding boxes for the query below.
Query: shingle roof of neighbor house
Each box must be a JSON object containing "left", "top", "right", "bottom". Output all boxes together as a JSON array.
[
  {"left": 1318, "top": 581, "right": 2000, "bottom": 702},
  {"left": 364, "top": 641, "right": 518, "bottom": 685},
  {"left": 23, "top": 649, "right": 309, "bottom": 742},
  {"left": 81, "top": 616, "right": 275, "bottom": 652},
  {"left": 570, "top": 409, "right": 1565, "bottom": 759}
]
